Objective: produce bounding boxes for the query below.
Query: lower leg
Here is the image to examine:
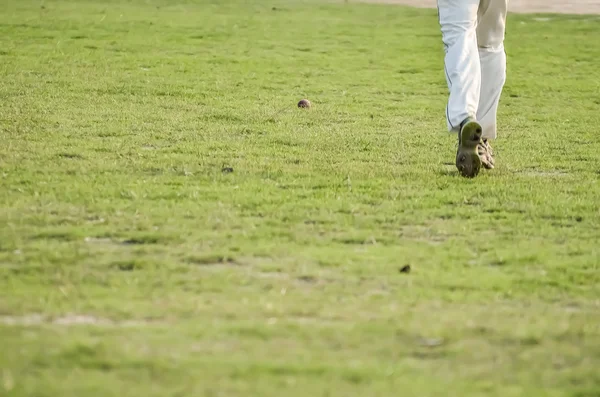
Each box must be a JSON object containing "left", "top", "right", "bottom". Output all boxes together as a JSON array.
[{"left": 477, "top": 48, "right": 506, "bottom": 140}]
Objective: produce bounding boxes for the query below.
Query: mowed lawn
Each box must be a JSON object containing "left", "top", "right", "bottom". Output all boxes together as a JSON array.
[{"left": 1, "top": 0, "right": 600, "bottom": 395}]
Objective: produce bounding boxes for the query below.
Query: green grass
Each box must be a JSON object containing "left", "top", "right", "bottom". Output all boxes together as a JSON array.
[{"left": 1, "top": 0, "right": 600, "bottom": 395}]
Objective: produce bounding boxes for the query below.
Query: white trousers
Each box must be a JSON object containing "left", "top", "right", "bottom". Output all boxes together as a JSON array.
[{"left": 438, "top": 0, "right": 508, "bottom": 139}]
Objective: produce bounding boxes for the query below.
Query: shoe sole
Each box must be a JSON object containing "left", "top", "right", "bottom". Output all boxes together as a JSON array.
[
  {"left": 480, "top": 142, "right": 495, "bottom": 170},
  {"left": 482, "top": 155, "right": 494, "bottom": 170},
  {"left": 456, "top": 120, "right": 483, "bottom": 178}
]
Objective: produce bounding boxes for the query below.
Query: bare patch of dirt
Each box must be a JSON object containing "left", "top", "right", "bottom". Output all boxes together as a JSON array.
[
  {"left": 0, "top": 314, "right": 148, "bottom": 327},
  {"left": 355, "top": 0, "right": 600, "bottom": 15}
]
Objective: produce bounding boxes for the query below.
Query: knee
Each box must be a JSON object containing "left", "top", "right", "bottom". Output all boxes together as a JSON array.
[
  {"left": 478, "top": 39, "right": 504, "bottom": 52},
  {"left": 441, "top": 22, "right": 477, "bottom": 49},
  {"left": 477, "top": 27, "right": 505, "bottom": 51}
]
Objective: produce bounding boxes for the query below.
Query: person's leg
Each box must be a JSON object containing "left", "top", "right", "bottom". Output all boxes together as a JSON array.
[
  {"left": 476, "top": 0, "right": 509, "bottom": 141},
  {"left": 438, "top": 0, "right": 481, "bottom": 132},
  {"left": 438, "top": 0, "right": 484, "bottom": 178}
]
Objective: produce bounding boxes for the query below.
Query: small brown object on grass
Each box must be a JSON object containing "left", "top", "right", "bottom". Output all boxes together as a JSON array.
[
  {"left": 298, "top": 99, "right": 311, "bottom": 108},
  {"left": 399, "top": 265, "right": 411, "bottom": 274}
]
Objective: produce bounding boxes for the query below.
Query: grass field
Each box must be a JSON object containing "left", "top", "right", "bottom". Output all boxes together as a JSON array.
[{"left": 1, "top": 0, "right": 600, "bottom": 396}]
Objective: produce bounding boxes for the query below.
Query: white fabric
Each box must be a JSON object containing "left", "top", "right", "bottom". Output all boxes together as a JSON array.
[{"left": 438, "top": 0, "right": 508, "bottom": 139}]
